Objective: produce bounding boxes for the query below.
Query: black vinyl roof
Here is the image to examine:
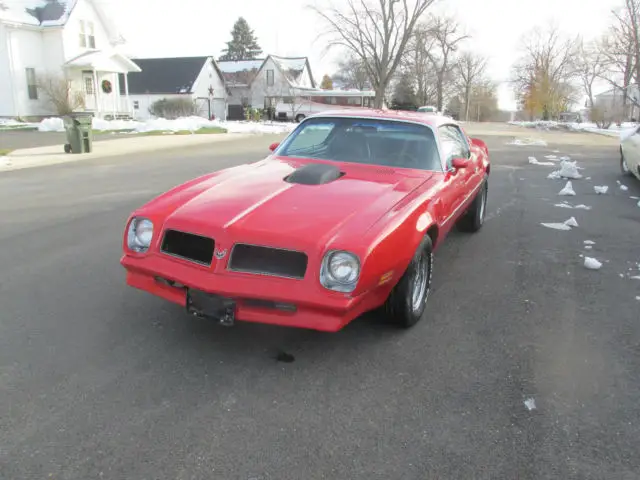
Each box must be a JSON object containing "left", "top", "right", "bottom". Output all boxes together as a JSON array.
[{"left": 118, "top": 56, "right": 208, "bottom": 94}]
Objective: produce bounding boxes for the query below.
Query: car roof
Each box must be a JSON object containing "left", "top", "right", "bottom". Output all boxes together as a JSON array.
[{"left": 307, "top": 109, "right": 458, "bottom": 129}]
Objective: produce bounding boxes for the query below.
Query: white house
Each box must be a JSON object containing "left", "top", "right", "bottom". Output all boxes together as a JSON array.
[
  {"left": 0, "top": 0, "right": 141, "bottom": 120},
  {"left": 218, "top": 55, "right": 316, "bottom": 119},
  {"left": 120, "top": 56, "right": 229, "bottom": 121},
  {"left": 594, "top": 84, "right": 640, "bottom": 121}
]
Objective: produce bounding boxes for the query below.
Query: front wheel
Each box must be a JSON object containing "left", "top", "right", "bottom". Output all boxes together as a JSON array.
[
  {"left": 383, "top": 236, "right": 433, "bottom": 328},
  {"left": 621, "top": 147, "right": 632, "bottom": 176},
  {"left": 295, "top": 114, "right": 306, "bottom": 123}
]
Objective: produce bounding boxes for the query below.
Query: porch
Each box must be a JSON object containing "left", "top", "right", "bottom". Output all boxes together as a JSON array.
[{"left": 63, "top": 50, "right": 141, "bottom": 120}]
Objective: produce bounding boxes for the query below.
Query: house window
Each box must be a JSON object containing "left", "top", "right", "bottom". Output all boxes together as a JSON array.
[
  {"left": 347, "top": 97, "right": 362, "bottom": 105},
  {"left": 25, "top": 68, "right": 38, "bottom": 100},
  {"left": 84, "top": 77, "right": 94, "bottom": 94},
  {"left": 133, "top": 101, "right": 139, "bottom": 109},
  {"left": 282, "top": 97, "right": 294, "bottom": 104},
  {"left": 79, "top": 20, "right": 96, "bottom": 48},
  {"left": 266, "top": 69, "right": 274, "bottom": 86}
]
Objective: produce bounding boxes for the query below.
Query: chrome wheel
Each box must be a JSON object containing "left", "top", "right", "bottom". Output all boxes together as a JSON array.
[
  {"left": 410, "top": 251, "right": 430, "bottom": 313},
  {"left": 478, "top": 184, "right": 487, "bottom": 223}
]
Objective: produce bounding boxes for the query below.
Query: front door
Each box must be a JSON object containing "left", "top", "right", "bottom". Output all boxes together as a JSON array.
[{"left": 82, "top": 71, "right": 96, "bottom": 110}]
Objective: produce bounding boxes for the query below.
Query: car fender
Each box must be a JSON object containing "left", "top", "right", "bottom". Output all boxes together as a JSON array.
[{"left": 354, "top": 202, "right": 439, "bottom": 297}]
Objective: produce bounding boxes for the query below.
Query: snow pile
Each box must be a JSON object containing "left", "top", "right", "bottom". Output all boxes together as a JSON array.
[
  {"left": 559, "top": 181, "right": 576, "bottom": 196},
  {"left": 594, "top": 185, "right": 609, "bottom": 194},
  {"left": 524, "top": 398, "right": 536, "bottom": 411},
  {"left": 548, "top": 159, "right": 582, "bottom": 179},
  {"left": 541, "top": 217, "right": 579, "bottom": 231},
  {"left": 529, "top": 156, "right": 554, "bottom": 166},
  {"left": 509, "top": 120, "right": 638, "bottom": 138},
  {"left": 575, "top": 204, "right": 591, "bottom": 210},
  {"left": 0, "top": 156, "right": 11, "bottom": 167},
  {"left": 583, "top": 240, "right": 595, "bottom": 245},
  {"left": 584, "top": 257, "right": 602, "bottom": 270},
  {"left": 36, "top": 116, "right": 298, "bottom": 135}
]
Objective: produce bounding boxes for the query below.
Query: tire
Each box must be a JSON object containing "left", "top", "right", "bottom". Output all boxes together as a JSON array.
[
  {"left": 457, "top": 178, "right": 488, "bottom": 232},
  {"left": 295, "top": 114, "right": 306, "bottom": 123},
  {"left": 64, "top": 143, "right": 72, "bottom": 154},
  {"left": 621, "top": 147, "right": 632, "bottom": 176},
  {"left": 383, "top": 236, "right": 433, "bottom": 328}
]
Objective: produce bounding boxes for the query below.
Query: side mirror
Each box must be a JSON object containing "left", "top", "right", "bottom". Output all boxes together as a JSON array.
[
  {"left": 269, "top": 142, "right": 279, "bottom": 152},
  {"left": 451, "top": 157, "right": 470, "bottom": 169}
]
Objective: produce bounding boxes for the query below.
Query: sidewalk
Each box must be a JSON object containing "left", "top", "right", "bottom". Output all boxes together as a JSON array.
[{"left": 0, "top": 132, "right": 259, "bottom": 172}]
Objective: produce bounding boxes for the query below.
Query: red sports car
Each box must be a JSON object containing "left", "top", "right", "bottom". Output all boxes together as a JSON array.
[{"left": 121, "top": 110, "right": 490, "bottom": 332}]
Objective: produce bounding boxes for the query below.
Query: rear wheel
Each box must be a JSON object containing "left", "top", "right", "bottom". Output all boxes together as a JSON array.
[
  {"left": 383, "top": 236, "right": 433, "bottom": 328},
  {"left": 621, "top": 147, "right": 632, "bottom": 176},
  {"left": 457, "top": 178, "right": 488, "bottom": 232},
  {"left": 295, "top": 114, "right": 306, "bottom": 123}
]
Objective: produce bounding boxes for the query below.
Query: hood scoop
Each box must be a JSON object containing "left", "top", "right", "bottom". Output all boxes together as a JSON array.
[{"left": 284, "top": 163, "right": 344, "bottom": 185}]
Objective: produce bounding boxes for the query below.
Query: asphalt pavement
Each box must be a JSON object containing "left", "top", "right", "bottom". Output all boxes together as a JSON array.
[{"left": 1, "top": 130, "right": 639, "bottom": 479}]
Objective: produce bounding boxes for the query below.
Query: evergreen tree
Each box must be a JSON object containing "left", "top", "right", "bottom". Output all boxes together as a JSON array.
[
  {"left": 320, "top": 74, "right": 333, "bottom": 90},
  {"left": 391, "top": 72, "right": 418, "bottom": 110},
  {"left": 219, "top": 17, "right": 263, "bottom": 61}
]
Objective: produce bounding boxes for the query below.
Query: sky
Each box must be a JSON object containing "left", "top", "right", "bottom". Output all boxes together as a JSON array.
[{"left": 101, "top": 0, "right": 625, "bottom": 111}]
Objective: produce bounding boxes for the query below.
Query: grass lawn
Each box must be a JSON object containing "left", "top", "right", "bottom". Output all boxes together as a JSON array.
[
  {"left": 91, "top": 127, "right": 227, "bottom": 136},
  {"left": 0, "top": 149, "right": 13, "bottom": 156}
]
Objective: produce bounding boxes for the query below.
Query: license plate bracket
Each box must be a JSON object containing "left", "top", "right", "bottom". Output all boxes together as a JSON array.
[{"left": 186, "top": 289, "right": 236, "bottom": 326}]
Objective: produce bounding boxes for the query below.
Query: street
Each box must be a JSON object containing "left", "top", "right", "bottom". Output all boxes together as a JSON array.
[{"left": 1, "top": 128, "right": 639, "bottom": 479}]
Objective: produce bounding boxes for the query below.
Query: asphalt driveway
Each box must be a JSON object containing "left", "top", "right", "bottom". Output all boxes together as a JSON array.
[{"left": 0, "top": 130, "right": 638, "bottom": 479}]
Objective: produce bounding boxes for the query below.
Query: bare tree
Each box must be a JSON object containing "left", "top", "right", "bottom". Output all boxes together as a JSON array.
[
  {"left": 36, "top": 72, "right": 85, "bottom": 115},
  {"left": 597, "top": 1, "right": 640, "bottom": 121},
  {"left": 403, "top": 24, "right": 438, "bottom": 106},
  {"left": 512, "top": 24, "right": 580, "bottom": 120},
  {"left": 312, "top": 0, "right": 437, "bottom": 108},
  {"left": 333, "top": 54, "right": 371, "bottom": 90},
  {"left": 454, "top": 51, "right": 488, "bottom": 121},
  {"left": 423, "top": 14, "right": 470, "bottom": 111}
]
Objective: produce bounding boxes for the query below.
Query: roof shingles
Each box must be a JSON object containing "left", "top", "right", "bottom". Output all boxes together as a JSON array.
[{"left": 119, "top": 57, "right": 208, "bottom": 95}]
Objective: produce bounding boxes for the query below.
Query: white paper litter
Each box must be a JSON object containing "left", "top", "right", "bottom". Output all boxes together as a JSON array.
[
  {"left": 594, "top": 185, "right": 608, "bottom": 194},
  {"left": 529, "top": 156, "right": 555, "bottom": 166},
  {"left": 524, "top": 398, "right": 537, "bottom": 410},
  {"left": 583, "top": 240, "right": 595, "bottom": 245},
  {"left": 559, "top": 181, "right": 576, "bottom": 196},
  {"left": 584, "top": 257, "right": 603, "bottom": 270},
  {"left": 564, "top": 217, "right": 579, "bottom": 227}
]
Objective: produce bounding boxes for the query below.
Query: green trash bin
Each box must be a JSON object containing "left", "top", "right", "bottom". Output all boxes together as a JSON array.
[{"left": 63, "top": 113, "right": 93, "bottom": 154}]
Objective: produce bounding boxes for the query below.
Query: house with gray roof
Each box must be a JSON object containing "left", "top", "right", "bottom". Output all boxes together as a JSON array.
[
  {"left": 119, "top": 56, "right": 230, "bottom": 121},
  {"left": 0, "top": 0, "right": 141, "bottom": 120}
]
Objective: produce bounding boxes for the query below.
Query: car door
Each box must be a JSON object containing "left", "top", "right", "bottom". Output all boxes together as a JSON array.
[
  {"left": 437, "top": 125, "right": 474, "bottom": 226},
  {"left": 625, "top": 126, "right": 640, "bottom": 178}
]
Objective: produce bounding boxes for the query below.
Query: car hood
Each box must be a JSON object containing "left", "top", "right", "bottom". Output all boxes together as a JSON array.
[{"left": 157, "top": 157, "right": 433, "bottom": 251}]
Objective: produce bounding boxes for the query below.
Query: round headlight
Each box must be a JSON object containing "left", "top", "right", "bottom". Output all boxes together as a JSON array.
[
  {"left": 127, "top": 217, "right": 153, "bottom": 252},
  {"left": 328, "top": 252, "right": 359, "bottom": 284}
]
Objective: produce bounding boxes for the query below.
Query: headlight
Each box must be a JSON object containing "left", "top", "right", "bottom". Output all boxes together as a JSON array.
[
  {"left": 126, "top": 217, "right": 154, "bottom": 252},
  {"left": 320, "top": 250, "right": 361, "bottom": 293}
]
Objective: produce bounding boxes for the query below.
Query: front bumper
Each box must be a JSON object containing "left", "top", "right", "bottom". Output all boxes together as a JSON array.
[{"left": 121, "top": 253, "right": 385, "bottom": 332}]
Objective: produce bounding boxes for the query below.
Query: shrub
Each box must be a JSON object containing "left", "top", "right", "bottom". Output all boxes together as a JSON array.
[{"left": 149, "top": 97, "right": 197, "bottom": 119}]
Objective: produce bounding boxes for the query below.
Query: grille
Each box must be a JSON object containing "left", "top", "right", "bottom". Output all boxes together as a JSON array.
[
  {"left": 160, "top": 230, "right": 215, "bottom": 266},
  {"left": 228, "top": 244, "right": 308, "bottom": 279}
]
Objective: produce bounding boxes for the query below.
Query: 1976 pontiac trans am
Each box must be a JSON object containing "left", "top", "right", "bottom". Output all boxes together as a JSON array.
[{"left": 121, "top": 110, "right": 490, "bottom": 332}]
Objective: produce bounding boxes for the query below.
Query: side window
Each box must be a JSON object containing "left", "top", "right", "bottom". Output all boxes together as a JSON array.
[{"left": 438, "top": 125, "right": 469, "bottom": 169}]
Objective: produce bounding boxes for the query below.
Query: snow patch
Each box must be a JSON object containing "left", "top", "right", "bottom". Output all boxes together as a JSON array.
[
  {"left": 630, "top": 196, "right": 639, "bottom": 200},
  {"left": 529, "top": 156, "right": 555, "bottom": 166},
  {"left": 583, "top": 240, "right": 596, "bottom": 245},
  {"left": 585, "top": 245, "right": 593, "bottom": 250},
  {"left": 508, "top": 137, "right": 548, "bottom": 146},
  {"left": 584, "top": 257, "right": 603, "bottom": 270},
  {"left": 36, "top": 116, "right": 298, "bottom": 135},
  {"left": 594, "top": 185, "right": 609, "bottom": 194},
  {"left": 541, "top": 222, "right": 572, "bottom": 231},
  {"left": 564, "top": 216, "right": 579, "bottom": 227},
  {"left": 524, "top": 398, "right": 536, "bottom": 411},
  {"left": 559, "top": 181, "right": 576, "bottom": 196},
  {"left": 554, "top": 203, "right": 574, "bottom": 208},
  {"left": 574, "top": 204, "right": 592, "bottom": 210},
  {"left": 620, "top": 184, "right": 629, "bottom": 191},
  {"left": 631, "top": 276, "right": 640, "bottom": 280}
]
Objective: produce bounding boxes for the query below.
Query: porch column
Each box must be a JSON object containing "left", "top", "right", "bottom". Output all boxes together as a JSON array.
[
  {"left": 124, "top": 73, "right": 131, "bottom": 117},
  {"left": 92, "top": 68, "right": 101, "bottom": 117}
]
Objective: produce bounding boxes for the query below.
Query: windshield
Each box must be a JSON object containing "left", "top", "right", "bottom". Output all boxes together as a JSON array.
[{"left": 277, "top": 117, "right": 442, "bottom": 171}]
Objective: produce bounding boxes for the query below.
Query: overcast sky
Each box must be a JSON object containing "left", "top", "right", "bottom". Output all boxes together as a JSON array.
[{"left": 103, "top": 0, "right": 624, "bottom": 110}]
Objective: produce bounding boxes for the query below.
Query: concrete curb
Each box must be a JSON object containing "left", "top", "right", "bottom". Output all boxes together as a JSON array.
[{"left": 0, "top": 132, "right": 277, "bottom": 172}]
